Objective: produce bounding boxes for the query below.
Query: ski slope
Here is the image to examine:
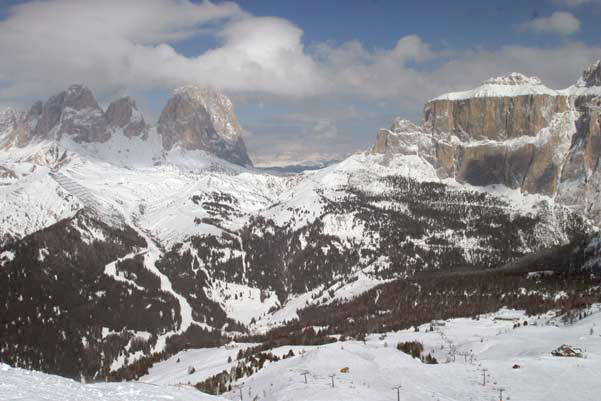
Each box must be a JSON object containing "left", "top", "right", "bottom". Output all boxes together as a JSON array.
[{"left": 140, "top": 306, "right": 601, "bottom": 401}]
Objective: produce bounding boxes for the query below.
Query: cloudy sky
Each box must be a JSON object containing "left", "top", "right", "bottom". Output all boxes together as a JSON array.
[{"left": 1, "top": 0, "right": 600, "bottom": 166}]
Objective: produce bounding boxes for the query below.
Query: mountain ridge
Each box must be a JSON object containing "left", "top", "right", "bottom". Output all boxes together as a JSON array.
[{"left": 0, "top": 84, "right": 253, "bottom": 167}]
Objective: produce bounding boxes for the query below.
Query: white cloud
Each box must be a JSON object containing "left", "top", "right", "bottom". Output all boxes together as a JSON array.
[
  {"left": 1, "top": 0, "right": 600, "bottom": 165},
  {"left": 0, "top": 0, "right": 597, "bottom": 108},
  {"left": 0, "top": 0, "right": 323, "bottom": 103},
  {"left": 312, "top": 35, "right": 435, "bottom": 98},
  {"left": 520, "top": 11, "right": 581, "bottom": 35}
]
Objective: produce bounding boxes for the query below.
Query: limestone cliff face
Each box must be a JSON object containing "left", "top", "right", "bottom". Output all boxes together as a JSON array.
[
  {"left": 157, "top": 86, "right": 252, "bottom": 166},
  {"left": 423, "top": 73, "right": 568, "bottom": 141},
  {"left": 373, "top": 62, "right": 601, "bottom": 223},
  {"left": 372, "top": 118, "right": 436, "bottom": 165},
  {"left": 556, "top": 94, "right": 601, "bottom": 222},
  {"left": 424, "top": 95, "right": 568, "bottom": 142}
]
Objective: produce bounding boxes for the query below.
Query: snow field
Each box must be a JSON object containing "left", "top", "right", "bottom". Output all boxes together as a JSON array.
[{"left": 141, "top": 306, "right": 601, "bottom": 401}]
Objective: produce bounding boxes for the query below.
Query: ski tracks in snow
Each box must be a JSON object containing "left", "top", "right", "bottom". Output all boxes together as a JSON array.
[
  {"left": 131, "top": 224, "right": 210, "bottom": 352},
  {"left": 102, "top": 212, "right": 210, "bottom": 355}
]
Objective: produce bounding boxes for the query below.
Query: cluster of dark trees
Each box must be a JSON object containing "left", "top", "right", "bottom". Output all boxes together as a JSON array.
[
  {"left": 397, "top": 341, "right": 438, "bottom": 364},
  {"left": 107, "top": 324, "right": 227, "bottom": 381},
  {"left": 196, "top": 349, "right": 296, "bottom": 395},
  {"left": 237, "top": 326, "right": 337, "bottom": 352},
  {"left": 0, "top": 210, "right": 239, "bottom": 381},
  {"left": 191, "top": 191, "right": 242, "bottom": 220},
  {"left": 0, "top": 211, "right": 181, "bottom": 379},
  {"left": 239, "top": 268, "right": 600, "bottom": 345},
  {"left": 156, "top": 240, "right": 246, "bottom": 332}
]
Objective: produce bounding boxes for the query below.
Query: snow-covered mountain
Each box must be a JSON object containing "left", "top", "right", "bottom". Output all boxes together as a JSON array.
[{"left": 0, "top": 63, "right": 599, "bottom": 382}]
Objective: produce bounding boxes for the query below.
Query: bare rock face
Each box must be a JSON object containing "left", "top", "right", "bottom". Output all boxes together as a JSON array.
[
  {"left": 157, "top": 86, "right": 252, "bottom": 166},
  {"left": 577, "top": 61, "right": 601, "bottom": 88},
  {"left": 106, "top": 97, "right": 147, "bottom": 138},
  {"left": 423, "top": 73, "right": 568, "bottom": 141},
  {"left": 455, "top": 143, "right": 508, "bottom": 187},
  {"left": 0, "top": 108, "right": 29, "bottom": 149},
  {"left": 31, "top": 85, "right": 111, "bottom": 143},
  {"left": 372, "top": 118, "right": 435, "bottom": 164},
  {"left": 421, "top": 69, "right": 595, "bottom": 197},
  {"left": 556, "top": 94, "right": 601, "bottom": 221},
  {"left": 424, "top": 95, "right": 568, "bottom": 142}
]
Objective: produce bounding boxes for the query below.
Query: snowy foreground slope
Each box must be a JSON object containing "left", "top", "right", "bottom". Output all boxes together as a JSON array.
[
  {"left": 3, "top": 306, "right": 600, "bottom": 401},
  {"left": 0, "top": 362, "right": 225, "bottom": 401},
  {"left": 138, "top": 306, "right": 601, "bottom": 401}
]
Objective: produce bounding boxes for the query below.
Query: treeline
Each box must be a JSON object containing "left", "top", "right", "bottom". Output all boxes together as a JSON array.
[{"left": 239, "top": 268, "right": 601, "bottom": 344}]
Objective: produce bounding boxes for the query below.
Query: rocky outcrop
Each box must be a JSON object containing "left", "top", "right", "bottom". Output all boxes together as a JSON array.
[
  {"left": 30, "top": 84, "right": 111, "bottom": 143},
  {"left": 0, "top": 108, "right": 29, "bottom": 149},
  {"left": 556, "top": 94, "right": 601, "bottom": 221},
  {"left": 372, "top": 118, "right": 435, "bottom": 165},
  {"left": 374, "top": 61, "right": 601, "bottom": 223},
  {"left": 157, "top": 86, "right": 252, "bottom": 166},
  {"left": 105, "top": 97, "right": 147, "bottom": 138},
  {"left": 577, "top": 61, "right": 601, "bottom": 88}
]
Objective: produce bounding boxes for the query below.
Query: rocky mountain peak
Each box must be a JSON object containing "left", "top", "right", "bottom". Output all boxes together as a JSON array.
[
  {"left": 482, "top": 72, "right": 544, "bottom": 87},
  {"left": 0, "top": 108, "right": 17, "bottom": 143},
  {"left": 389, "top": 118, "right": 421, "bottom": 133},
  {"left": 62, "top": 84, "right": 100, "bottom": 110},
  {"left": 576, "top": 60, "right": 601, "bottom": 88},
  {"left": 0, "top": 107, "right": 17, "bottom": 126},
  {"left": 2, "top": 85, "right": 254, "bottom": 166},
  {"left": 372, "top": 117, "right": 434, "bottom": 163},
  {"left": 172, "top": 86, "right": 242, "bottom": 144},
  {"left": 433, "top": 72, "right": 555, "bottom": 102},
  {"left": 157, "top": 86, "right": 252, "bottom": 166},
  {"left": 105, "top": 97, "right": 147, "bottom": 138},
  {"left": 30, "top": 84, "right": 111, "bottom": 143},
  {"left": 26, "top": 101, "right": 43, "bottom": 122},
  {"left": 1, "top": 108, "right": 31, "bottom": 149},
  {"left": 376, "top": 60, "right": 601, "bottom": 223}
]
